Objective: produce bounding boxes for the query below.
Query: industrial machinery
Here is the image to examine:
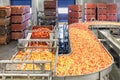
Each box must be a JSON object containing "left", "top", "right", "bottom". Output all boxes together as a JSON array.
[
  {"left": 58, "top": 23, "right": 71, "bottom": 54},
  {"left": 89, "top": 25, "right": 120, "bottom": 68},
  {"left": 0, "top": 21, "right": 120, "bottom": 80},
  {"left": 0, "top": 25, "right": 59, "bottom": 80},
  {"left": 37, "top": 11, "right": 57, "bottom": 26}
]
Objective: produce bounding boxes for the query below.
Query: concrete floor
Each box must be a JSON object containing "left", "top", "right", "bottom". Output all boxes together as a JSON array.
[
  {"left": 0, "top": 41, "right": 18, "bottom": 60},
  {"left": 0, "top": 41, "right": 119, "bottom": 80}
]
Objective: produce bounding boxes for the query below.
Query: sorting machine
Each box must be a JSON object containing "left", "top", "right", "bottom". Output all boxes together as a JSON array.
[
  {"left": 89, "top": 25, "right": 120, "bottom": 68},
  {"left": 0, "top": 22, "right": 120, "bottom": 80},
  {"left": 0, "top": 25, "right": 59, "bottom": 80}
]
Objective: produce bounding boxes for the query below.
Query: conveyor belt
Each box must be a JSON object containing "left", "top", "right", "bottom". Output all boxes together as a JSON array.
[
  {"left": 98, "top": 30, "right": 120, "bottom": 54},
  {"left": 1, "top": 21, "right": 119, "bottom": 80},
  {"left": 98, "top": 30, "right": 120, "bottom": 68}
]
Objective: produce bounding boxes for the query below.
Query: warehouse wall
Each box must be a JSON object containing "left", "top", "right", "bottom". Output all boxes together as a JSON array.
[
  {"left": 0, "top": 0, "right": 10, "bottom": 6},
  {"left": 10, "top": 0, "right": 31, "bottom": 6},
  {"left": 76, "top": 0, "right": 120, "bottom": 21}
]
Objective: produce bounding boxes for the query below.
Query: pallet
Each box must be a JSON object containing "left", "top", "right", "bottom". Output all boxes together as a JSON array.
[
  {"left": 68, "top": 12, "right": 82, "bottom": 19},
  {"left": 97, "top": 3, "right": 107, "bottom": 9},
  {"left": 0, "top": 6, "right": 11, "bottom": 18},
  {"left": 0, "top": 17, "right": 11, "bottom": 26},
  {"left": 11, "top": 13, "right": 30, "bottom": 24},
  {"left": 68, "top": 5, "right": 82, "bottom": 12},
  {"left": 0, "top": 26, "right": 11, "bottom": 35},
  {"left": 0, "top": 34, "right": 11, "bottom": 45},
  {"left": 85, "top": 9, "right": 96, "bottom": 15},
  {"left": 11, "top": 20, "right": 29, "bottom": 31},
  {"left": 44, "top": 1, "right": 56, "bottom": 9},
  {"left": 85, "top": 3, "right": 96, "bottom": 9},
  {"left": 11, "top": 6, "right": 30, "bottom": 15},
  {"left": 44, "top": 9, "right": 56, "bottom": 16},
  {"left": 11, "top": 31, "right": 25, "bottom": 40}
]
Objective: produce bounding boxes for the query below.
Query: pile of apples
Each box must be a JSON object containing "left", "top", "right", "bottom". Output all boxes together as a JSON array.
[
  {"left": 31, "top": 27, "right": 51, "bottom": 39},
  {"left": 14, "top": 21, "right": 114, "bottom": 76}
]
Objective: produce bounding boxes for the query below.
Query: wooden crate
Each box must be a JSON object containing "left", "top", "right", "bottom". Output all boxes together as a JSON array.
[
  {"left": 11, "top": 13, "right": 30, "bottom": 23},
  {"left": 68, "top": 12, "right": 82, "bottom": 18},
  {"left": 24, "top": 6, "right": 30, "bottom": 13},
  {"left": 11, "top": 31, "right": 25, "bottom": 40},
  {"left": 11, "top": 6, "right": 26, "bottom": 15},
  {"left": 11, "top": 15, "right": 26, "bottom": 23},
  {"left": 0, "top": 34, "right": 11, "bottom": 44},
  {"left": 31, "top": 25, "right": 53, "bottom": 39},
  {"left": 85, "top": 8, "right": 96, "bottom": 15},
  {"left": 107, "top": 14, "right": 117, "bottom": 21},
  {"left": 0, "top": 17, "right": 10, "bottom": 26},
  {"left": 97, "top": 15, "right": 107, "bottom": 21},
  {"left": 25, "top": 13, "right": 30, "bottom": 20},
  {"left": 44, "top": 9, "right": 56, "bottom": 16},
  {"left": 97, "top": 3, "right": 107, "bottom": 9},
  {"left": 44, "top": 1, "right": 56, "bottom": 9},
  {"left": 68, "top": 18, "right": 82, "bottom": 24},
  {"left": 68, "top": 5, "right": 82, "bottom": 12},
  {"left": 85, "top": 14, "right": 96, "bottom": 20},
  {"left": 107, "top": 3, "right": 117, "bottom": 9},
  {"left": 85, "top": 3, "right": 96, "bottom": 9},
  {"left": 107, "top": 9, "right": 117, "bottom": 14},
  {"left": 11, "top": 23, "right": 26, "bottom": 31},
  {"left": 97, "top": 9, "right": 107, "bottom": 15},
  {"left": 0, "top": 6, "right": 11, "bottom": 18},
  {"left": 0, "top": 26, "right": 11, "bottom": 35}
]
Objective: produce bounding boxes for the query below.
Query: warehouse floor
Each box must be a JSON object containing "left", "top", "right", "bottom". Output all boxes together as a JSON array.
[
  {"left": 0, "top": 41, "right": 17, "bottom": 60},
  {"left": 0, "top": 41, "right": 120, "bottom": 80}
]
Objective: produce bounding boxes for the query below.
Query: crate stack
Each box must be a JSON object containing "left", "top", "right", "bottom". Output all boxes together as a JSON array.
[
  {"left": 68, "top": 5, "right": 82, "bottom": 24},
  {"left": 97, "top": 3, "right": 107, "bottom": 21},
  {"left": 107, "top": 3, "right": 117, "bottom": 22},
  {"left": 11, "top": 6, "right": 30, "bottom": 40},
  {"left": 44, "top": 0, "right": 57, "bottom": 25},
  {"left": 0, "top": 6, "right": 11, "bottom": 44},
  {"left": 85, "top": 3, "right": 96, "bottom": 21}
]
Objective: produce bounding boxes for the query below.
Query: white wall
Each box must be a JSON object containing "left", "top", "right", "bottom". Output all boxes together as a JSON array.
[{"left": 0, "top": 0, "right": 10, "bottom": 6}]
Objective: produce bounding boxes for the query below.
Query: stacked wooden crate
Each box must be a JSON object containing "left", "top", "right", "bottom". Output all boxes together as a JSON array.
[
  {"left": 0, "top": 6, "right": 11, "bottom": 44},
  {"left": 107, "top": 3, "right": 117, "bottom": 22},
  {"left": 97, "top": 3, "right": 107, "bottom": 21},
  {"left": 85, "top": 3, "right": 96, "bottom": 21},
  {"left": 11, "top": 6, "right": 30, "bottom": 40},
  {"left": 68, "top": 5, "right": 82, "bottom": 24},
  {"left": 44, "top": 0, "right": 56, "bottom": 25}
]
